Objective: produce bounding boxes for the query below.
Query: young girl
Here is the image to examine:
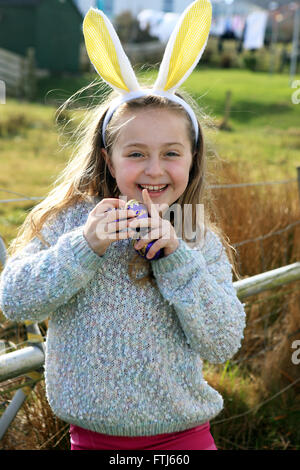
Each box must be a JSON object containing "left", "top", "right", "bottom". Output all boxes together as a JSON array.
[{"left": 0, "top": 1, "right": 246, "bottom": 450}]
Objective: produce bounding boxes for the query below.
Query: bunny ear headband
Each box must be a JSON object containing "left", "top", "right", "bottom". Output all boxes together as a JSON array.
[{"left": 82, "top": 0, "right": 212, "bottom": 147}]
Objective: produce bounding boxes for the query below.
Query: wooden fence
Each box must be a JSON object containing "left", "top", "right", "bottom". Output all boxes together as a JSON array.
[{"left": 0, "top": 47, "right": 36, "bottom": 100}]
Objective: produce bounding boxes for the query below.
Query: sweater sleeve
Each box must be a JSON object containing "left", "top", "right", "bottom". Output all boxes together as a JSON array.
[
  {"left": 150, "top": 230, "right": 246, "bottom": 363},
  {"left": 0, "top": 212, "right": 106, "bottom": 323}
]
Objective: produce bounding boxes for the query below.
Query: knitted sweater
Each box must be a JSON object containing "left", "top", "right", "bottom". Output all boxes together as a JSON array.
[{"left": 0, "top": 196, "right": 246, "bottom": 436}]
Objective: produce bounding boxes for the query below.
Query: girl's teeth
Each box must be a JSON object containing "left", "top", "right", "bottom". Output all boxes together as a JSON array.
[{"left": 140, "top": 185, "right": 167, "bottom": 191}]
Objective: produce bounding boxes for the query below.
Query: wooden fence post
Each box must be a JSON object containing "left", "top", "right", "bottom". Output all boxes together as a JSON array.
[
  {"left": 297, "top": 166, "right": 300, "bottom": 206},
  {"left": 0, "top": 79, "right": 5, "bottom": 104},
  {"left": 24, "top": 47, "right": 36, "bottom": 101},
  {"left": 219, "top": 90, "right": 232, "bottom": 131}
]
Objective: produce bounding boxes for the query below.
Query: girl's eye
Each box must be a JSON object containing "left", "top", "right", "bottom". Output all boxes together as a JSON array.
[
  {"left": 129, "top": 152, "right": 143, "bottom": 158},
  {"left": 128, "top": 151, "right": 179, "bottom": 157}
]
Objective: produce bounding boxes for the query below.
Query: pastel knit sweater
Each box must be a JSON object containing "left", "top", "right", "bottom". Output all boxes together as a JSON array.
[{"left": 0, "top": 196, "right": 246, "bottom": 436}]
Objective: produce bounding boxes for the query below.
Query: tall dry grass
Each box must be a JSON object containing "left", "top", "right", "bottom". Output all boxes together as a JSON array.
[
  {"left": 212, "top": 159, "right": 300, "bottom": 390},
  {"left": 0, "top": 380, "right": 70, "bottom": 450}
]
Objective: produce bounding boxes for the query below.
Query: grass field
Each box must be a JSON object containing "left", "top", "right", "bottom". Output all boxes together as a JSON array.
[{"left": 0, "top": 68, "right": 300, "bottom": 450}]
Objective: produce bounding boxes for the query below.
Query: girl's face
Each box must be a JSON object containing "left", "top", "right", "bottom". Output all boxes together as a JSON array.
[{"left": 103, "top": 107, "right": 194, "bottom": 208}]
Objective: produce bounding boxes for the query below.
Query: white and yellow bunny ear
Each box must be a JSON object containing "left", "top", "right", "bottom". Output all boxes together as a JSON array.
[
  {"left": 83, "top": 8, "right": 141, "bottom": 94},
  {"left": 153, "top": 0, "right": 212, "bottom": 94}
]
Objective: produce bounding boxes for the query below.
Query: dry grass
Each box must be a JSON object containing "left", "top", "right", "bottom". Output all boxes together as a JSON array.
[
  {"left": 210, "top": 159, "right": 299, "bottom": 277},
  {"left": 211, "top": 159, "right": 300, "bottom": 385},
  {"left": 0, "top": 381, "right": 70, "bottom": 450}
]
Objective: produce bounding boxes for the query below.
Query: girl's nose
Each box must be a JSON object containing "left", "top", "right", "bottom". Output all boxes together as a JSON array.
[{"left": 144, "top": 157, "right": 164, "bottom": 177}]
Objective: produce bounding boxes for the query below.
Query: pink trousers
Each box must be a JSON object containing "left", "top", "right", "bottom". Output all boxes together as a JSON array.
[{"left": 70, "top": 421, "right": 218, "bottom": 450}]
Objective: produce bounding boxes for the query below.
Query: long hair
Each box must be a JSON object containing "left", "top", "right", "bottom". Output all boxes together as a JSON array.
[{"left": 8, "top": 79, "right": 242, "bottom": 286}]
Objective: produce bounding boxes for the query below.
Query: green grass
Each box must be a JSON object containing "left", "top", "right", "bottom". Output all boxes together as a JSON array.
[
  {"left": 187, "top": 69, "right": 298, "bottom": 126},
  {"left": 187, "top": 69, "right": 300, "bottom": 173}
]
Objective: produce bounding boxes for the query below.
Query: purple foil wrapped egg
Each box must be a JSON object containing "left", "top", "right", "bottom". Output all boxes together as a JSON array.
[{"left": 125, "top": 199, "right": 163, "bottom": 260}]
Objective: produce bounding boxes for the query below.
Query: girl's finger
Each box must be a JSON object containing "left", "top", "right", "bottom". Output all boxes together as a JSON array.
[
  {"left": 106, "top": 208, "right": 137, "bottom": 223},
  {"left": 141, "top": 189, "right": 160, "bottom": 221},
  {"left": 144, "top": 235, "right": 177, "bottom": 259},
  {"left": 142, "top": 238, "right": 167, "bottom": 260},
  {"left": 134, "top": 228, "right": 163, "bottom": 246},
  {"left": 104, "top": 215, "right": 137, "bottom": 234},
  {"left": 94, "top": 198, "right": 126, "bottom": 216},
  {"left": 128, "top": 216, "right": 159, "bottom": 230},
  {"left": 115, "top": 228, "right": 137, "bottom": 240},
  {"left": 96, "top": 220, "right": 136, "bottom": 240},
  {"left": 129, "top": 219, "right": 159, "bottom": 239}
]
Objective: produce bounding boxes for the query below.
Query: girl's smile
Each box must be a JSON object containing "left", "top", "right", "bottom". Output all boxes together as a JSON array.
[
  {"left": 102, "top": 108, "right": 194, "bottom": 207},
  {"left": 136, "top": 183, "right": 169, "bottom": 198}
]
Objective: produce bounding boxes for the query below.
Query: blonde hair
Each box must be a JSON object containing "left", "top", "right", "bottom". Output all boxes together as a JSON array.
[{"left": 8, "top": 79, "right": 242, "bottom": 286}]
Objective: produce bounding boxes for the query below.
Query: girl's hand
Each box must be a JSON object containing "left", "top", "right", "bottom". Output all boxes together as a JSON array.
[
  {"left": 83, "top": 198, "right": 137, "bottom": 256},
  {"left": 128, "top": 189, "right": 180, "bottom": 259}
]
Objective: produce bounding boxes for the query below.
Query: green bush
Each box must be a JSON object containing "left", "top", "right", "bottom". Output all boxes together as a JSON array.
[
  {"left": 201, "top": 46, "right": 214, "bottom": 65},
  {"left": 0, "top": 114, "right": 30, "bottom": 137},
  {"left": 243, "top": 53, "right": 257, "bottom": 71},
  {"left": 220, "top": 53, "right": 235, "bottom": 69}
]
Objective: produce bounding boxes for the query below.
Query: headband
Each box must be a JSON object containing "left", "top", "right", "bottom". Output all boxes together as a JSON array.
[{"left": 82, "top": 0, "right": 212, "bottom": 147}]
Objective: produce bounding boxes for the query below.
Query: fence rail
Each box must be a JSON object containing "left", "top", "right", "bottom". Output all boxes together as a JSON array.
[
  {"left": 0, "top": 48, "right": 28, "bottom": 97},
  {"left": 234, "top": 261, "right": 300, "bottom": 298},
  {"left": 0, "top": 48, "right": 25, "bottom": 95},
  {"left": 0, "top": 47, "right": 36, "bottom": 99},
  {"left": 0, "top": 346, "right": 44, "bottom": 383}
]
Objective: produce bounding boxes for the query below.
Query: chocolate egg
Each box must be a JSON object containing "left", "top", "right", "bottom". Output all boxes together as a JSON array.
[{"left": 125, "top": 199, "right": 163, "bottom": 260}]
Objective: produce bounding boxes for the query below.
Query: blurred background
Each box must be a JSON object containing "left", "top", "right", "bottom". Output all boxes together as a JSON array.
[
  {"left": 0, "top": 0, "right": 299, "bottom": 451},
  {"left": 0, "top": 0, "right": 299, "bottom": 81}
]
